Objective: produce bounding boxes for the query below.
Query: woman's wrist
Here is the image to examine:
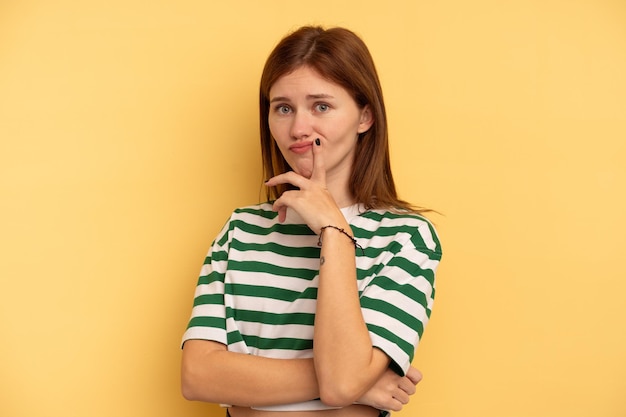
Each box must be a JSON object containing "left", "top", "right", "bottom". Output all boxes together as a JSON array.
[{"left": 317, "top": 225, "right": 363, "bottom": 254}]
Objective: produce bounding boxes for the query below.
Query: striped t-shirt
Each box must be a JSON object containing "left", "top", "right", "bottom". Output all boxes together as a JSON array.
[{"left": 182, "top": 202, "right": 442, "bottom": 411}]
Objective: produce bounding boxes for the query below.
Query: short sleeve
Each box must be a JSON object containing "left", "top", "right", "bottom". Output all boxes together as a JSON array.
[
  {"left": 181, "top": 219, "right": 232, "bottom": 347},
  {"left": 359, "top": 218, "right": 442, "bottom": 375}
]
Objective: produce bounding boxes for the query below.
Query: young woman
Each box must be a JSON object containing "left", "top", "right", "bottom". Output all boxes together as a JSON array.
[{"left": 181, "top": 26, "right": 442, "bottom": 417}]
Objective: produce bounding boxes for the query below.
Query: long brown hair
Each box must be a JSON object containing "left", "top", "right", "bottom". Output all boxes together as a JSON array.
[{"left": 260, "top": 26, "right": 421, "bottom": 212}]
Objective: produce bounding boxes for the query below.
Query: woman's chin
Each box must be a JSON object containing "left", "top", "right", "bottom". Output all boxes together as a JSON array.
[{"left": 293, "top": 165, "right": 313, "bottom": 179}]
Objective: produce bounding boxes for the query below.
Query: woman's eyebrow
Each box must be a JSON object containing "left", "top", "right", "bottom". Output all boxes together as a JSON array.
[
  {"left": 306, "top": 93, "right": 334, "bottom": 100},
  {"left": 270, "top": 93, "right": 335, "bottom": 103},
  {"left": 270, "top": 96, "right": 290, "bottom": 103}
]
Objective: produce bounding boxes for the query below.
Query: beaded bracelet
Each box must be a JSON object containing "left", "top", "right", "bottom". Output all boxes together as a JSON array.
[{"left": 317, "top": 225, "right": 364, "bottom": 254}]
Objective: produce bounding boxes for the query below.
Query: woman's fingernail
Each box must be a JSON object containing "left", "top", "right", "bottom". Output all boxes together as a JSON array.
[{"left": 315, "top": 138, "right": 321, "bottom": 146}]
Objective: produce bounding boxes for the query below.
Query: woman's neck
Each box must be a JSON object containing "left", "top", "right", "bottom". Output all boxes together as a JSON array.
[{"left": 326, "top": 174, "right": 355, "bottom": 209}]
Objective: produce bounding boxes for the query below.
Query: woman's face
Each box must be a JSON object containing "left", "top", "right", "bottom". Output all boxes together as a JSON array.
[{"left": 268, "top": 66, "right": 372, "bottom": 181}]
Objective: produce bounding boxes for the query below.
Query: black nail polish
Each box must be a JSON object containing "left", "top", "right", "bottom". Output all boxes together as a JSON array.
[{"left": 315, "top": 138, "right": 321, "bottom": 146}]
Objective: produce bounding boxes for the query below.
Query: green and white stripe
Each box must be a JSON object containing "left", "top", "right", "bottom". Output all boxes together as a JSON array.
[{"left": 183, "top": 202, "right": 442, "bottom": 376}]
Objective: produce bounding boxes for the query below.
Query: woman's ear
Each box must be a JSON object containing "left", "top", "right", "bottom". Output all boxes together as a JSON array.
[{"left": 357, "top": 105, "right": 374, "bottom": 134}]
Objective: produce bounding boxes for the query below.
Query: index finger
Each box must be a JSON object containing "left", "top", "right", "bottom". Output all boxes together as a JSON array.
[
  {"left": 406, "top": 366, "right": 423, "bottom": 385},
  {"left": 310, "top": 137, "right": 326, "bottom": 185}
]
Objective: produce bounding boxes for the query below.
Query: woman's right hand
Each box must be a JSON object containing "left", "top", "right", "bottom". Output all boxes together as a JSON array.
[{"left": 356, "top": 366, "right": 422, "bottom": 412}]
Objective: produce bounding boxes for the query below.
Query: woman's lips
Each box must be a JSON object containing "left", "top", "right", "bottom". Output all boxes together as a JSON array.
[{"left": 289, "top": 141, "right": 313, "bottom": 154}]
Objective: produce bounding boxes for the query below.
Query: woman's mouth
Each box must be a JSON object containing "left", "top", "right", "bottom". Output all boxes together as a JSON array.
[{"left": 289, "top": 141, "right": 313, "bottom": 155}]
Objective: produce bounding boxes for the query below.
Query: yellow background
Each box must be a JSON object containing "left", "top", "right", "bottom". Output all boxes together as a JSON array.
[{"left": 1, "top": 1, "right": 625, "bottom": 416}]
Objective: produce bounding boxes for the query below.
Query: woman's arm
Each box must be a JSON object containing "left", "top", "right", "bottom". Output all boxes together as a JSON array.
[
  {"left": 313, "top": 226, "right": 390, "bottom": 406},
  {"left": 181, "top": 340, "right": 422, "bottom": 411},
  {"left": 182, "top": 339, "right": 420, "bottom": 410},
  {"left": 181, "top": 339, "right": 319, "bottom": 407},
  {"left": 266, "top": 141, "right": 395, "bottom": 406}
]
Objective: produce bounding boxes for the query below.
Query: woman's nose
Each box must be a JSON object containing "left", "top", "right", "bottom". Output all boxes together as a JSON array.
[{"left": 289, "top": 110, "right": 313, "bottom": 139}]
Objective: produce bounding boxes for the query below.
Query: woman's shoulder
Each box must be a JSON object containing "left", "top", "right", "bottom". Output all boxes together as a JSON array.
[
  {"left": 212, "top": 202, "right": 277, "bottom": 241},
  {"left": 354, "top": 206, "right": 436, "bottom": 229},
  {"left": 230, "top": 201, "right": 275, "bottom": 218},
  {"left": 353, "top": 207, "right": 442, "bottom": 257},
  {"left": 211, "top": 202, "right": 273, "bottom": 230}
]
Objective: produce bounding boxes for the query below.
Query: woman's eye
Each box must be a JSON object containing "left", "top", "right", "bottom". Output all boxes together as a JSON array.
[
  {"left": 315, "top": 103, "right": 330, "bottom": 112},
  {"left": 276, "top": 105, "right": 291, "bottom": 114}
]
